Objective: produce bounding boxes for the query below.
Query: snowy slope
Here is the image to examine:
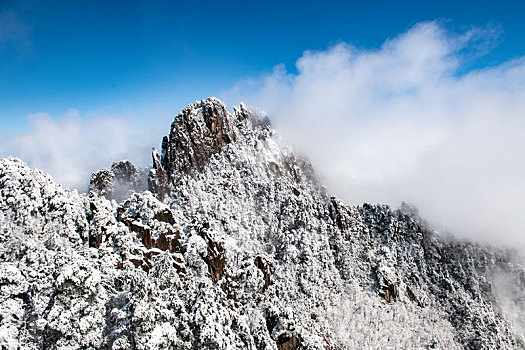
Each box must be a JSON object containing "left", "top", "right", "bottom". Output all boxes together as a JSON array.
[{"left": 1, "top": 98, "right": 524, "bottom": 349}]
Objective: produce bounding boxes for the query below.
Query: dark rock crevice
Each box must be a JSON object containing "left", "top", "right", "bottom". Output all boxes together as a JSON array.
[
  {"left": 254, "top": 256, "right": 271, "bottom": 293},
  {"left": 197, "top": 222, "right": 226, "bottom": 284},
  {"left": 277, "top": 333, "right": 302, "bottom": 350}
]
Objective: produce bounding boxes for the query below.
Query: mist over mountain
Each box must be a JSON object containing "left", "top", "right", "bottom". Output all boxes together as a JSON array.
[
  {"left": 222, "top": 21, "right": 525, "bottom": 250},
  {"left": 1, "top": 98, "right": 524, "bottom": 349},
  {"left": 3, "top": 21, "right": 524, "bottom": 252}
]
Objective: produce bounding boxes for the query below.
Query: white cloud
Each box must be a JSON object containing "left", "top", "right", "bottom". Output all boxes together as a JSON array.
[
  {"left": 1, "top": 109, "right": 163, "bottom": 192},
  {"left": 221, "top": 21, "right": 525, "bottom": 249}
]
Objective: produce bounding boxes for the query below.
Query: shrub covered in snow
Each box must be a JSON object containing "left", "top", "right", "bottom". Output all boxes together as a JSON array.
[{"left": 1, "top": 98, "right": 524, "bottom": 349}]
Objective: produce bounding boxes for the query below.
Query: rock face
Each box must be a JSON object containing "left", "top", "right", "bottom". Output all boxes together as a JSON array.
[
  {"left": 1, "top": 98, "right": 525, "bottom": 350},
  {"left": 163, "top": 98, "right": 236, "bottom": 174},
  {"left": 148, "top": 98, "right": 237, "bottom": 200},
  {"left": 148, "top": 147, "right": 168, "bottom": 201}
]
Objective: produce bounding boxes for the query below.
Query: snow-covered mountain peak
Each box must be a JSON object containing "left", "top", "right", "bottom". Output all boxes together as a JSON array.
[
  {"left": 1, "top": 99, "right": 525, "bottom": 349},
  {"left": 146, "top": 97, "right": 320, "bottom": 204}
]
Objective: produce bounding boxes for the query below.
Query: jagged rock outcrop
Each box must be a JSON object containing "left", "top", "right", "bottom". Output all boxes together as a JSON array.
[
  {"left": 90, "top": 160, "right": 148, "bottom": 202},
  {"left": 162, "top": 98, "right": 236, "bottom": 174},
  {"left": 148, "top": 147, "right": 168, "bottom": 201},
  {"left": 1, "top": 98, "right": 525, "bottom": 349},
  {"left": 148, "top": 98, "right": 237, "bottom": 200}
]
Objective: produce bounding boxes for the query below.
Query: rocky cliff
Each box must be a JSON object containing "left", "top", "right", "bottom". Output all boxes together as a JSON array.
[{"left": 1, "top": 98, "right": 524, "bottom": 349}]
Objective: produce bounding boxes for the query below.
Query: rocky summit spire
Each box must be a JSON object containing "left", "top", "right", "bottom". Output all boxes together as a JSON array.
[
  {"left": 149, "top": 97, "right": 236, "bottom": 199},
  {"left": 163, "top": 97, "right": 236, "bottom": 174}
]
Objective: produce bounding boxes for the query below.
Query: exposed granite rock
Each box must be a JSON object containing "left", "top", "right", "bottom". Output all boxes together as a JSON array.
[
  {"left": 147, "top": 98, "right": 236, "bottom": 199},
  {"left": 277, "top": 333, "right": 302, "bottom": 350},
  {"left": 254, "top": 256, "right": 271, "bottom": 293},
  {"left": 198, "top": 223, "right": 226, "bottom": 284},
  {"left": 164, "top": 98, "right": 234, "bottom": 177},
  {"left": 148, "top": 147, "right": 168, "bottom": 201}
]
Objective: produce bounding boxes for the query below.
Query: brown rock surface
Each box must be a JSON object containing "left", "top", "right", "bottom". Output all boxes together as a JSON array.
[{"left": 148, "top": 98, "right": 236, "bottom": 199}]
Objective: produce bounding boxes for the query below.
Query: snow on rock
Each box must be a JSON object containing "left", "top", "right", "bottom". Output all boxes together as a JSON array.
[
  {"left": 90, "top": 160, "right": 149, "bottom": 203},
  {"left": 1, "top": 97, "right": 525, "bottom": 349}
]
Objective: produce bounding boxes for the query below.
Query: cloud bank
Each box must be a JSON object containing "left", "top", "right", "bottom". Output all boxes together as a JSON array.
[
  {"left": 222, "top": 21, "right": 525, "bottom": 249},
  {"left": 2, "top": 20, "right": 524, "bottom": 249},
  {"left": 1, "top": 109, "right": 162, "bottom": 192}
]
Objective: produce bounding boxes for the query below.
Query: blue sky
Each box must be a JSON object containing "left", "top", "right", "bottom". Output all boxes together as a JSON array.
[{"left": 2, "top": 0, "right": 525, "bottom": 132}]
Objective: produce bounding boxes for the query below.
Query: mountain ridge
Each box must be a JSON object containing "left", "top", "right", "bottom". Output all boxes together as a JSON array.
[{"left": 1, "top": 97, "right": 524, "bottom": 349}]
